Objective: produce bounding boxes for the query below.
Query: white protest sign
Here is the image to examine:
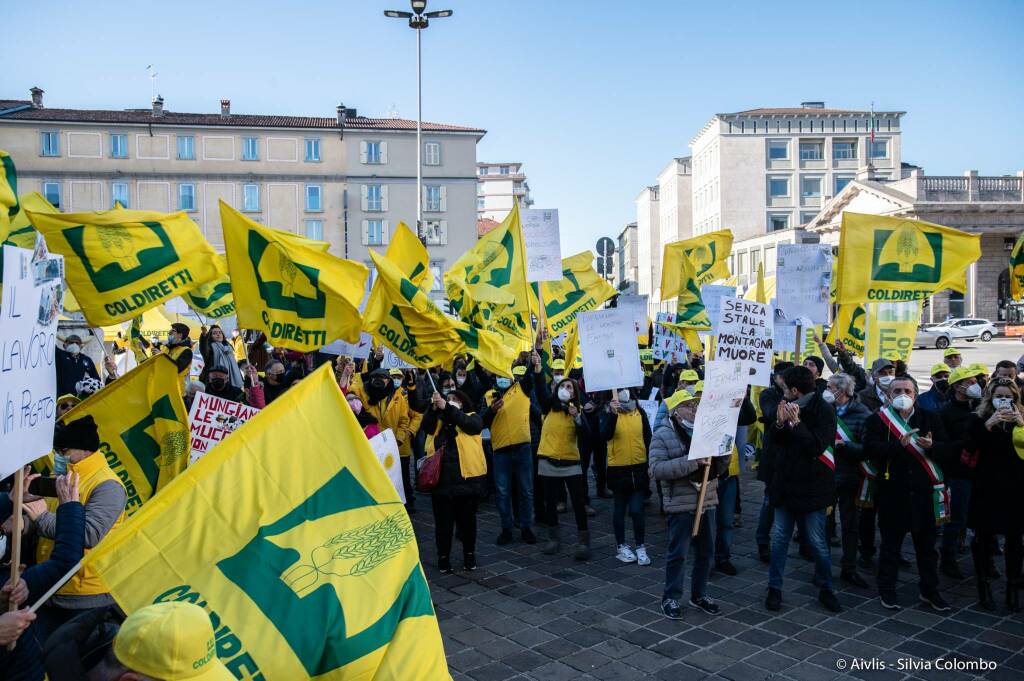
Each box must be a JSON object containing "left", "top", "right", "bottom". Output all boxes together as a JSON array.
[
  {"left": 164, "top": 297, "right": 237, "bottom": 334},
  {"left": 380, "top": 348, "right": 413, "bottom": 370},
  {"left": 520, "top": 208, "right": 563, "bottom": 282},
  {"left": 775, "top": 244, "right": 832, "bottom": 325},
  {"left": 616, "top": 294, "right": 649, "bottom": 336},
  {"left": 715, "top": 298, "right": 773, "bottom": 386},
  {"left": 321, "top": 332, "right": 373, "bottom": 359},
  {"left": 699, "top": 284, "right": 737, "bottom": 336},
  {"left": 187, "top": 392, "right": 261, "bottom": 464},
  {"left": 368, "top": 428, "right": 406, "bottom": 503},
  {"left": 578, "top": 308, "right": 644, "bottom": 392},
  {"left": 0, "top": 245, "right": 61, "bottom": 478},
  {"left": 189, "top": 354, "right": 205, "bottom": 382},
  {"left": 652, "top": 312, "right": 687, "bottom": 362},
  {"left": 688, "top": 359, "right": 747, "bottom": 460},
  {"left": 638, "top": 399, "right": 660, "bottom": 429}
]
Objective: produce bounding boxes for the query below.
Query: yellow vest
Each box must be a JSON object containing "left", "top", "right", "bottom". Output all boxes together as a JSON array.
[
  {"left": 487, "top": 382, "right": 531, "bottom": 450},
  {"left": 538, "top": 411, "right": 579, "bottom": 462},
  {"left": 401, "top": 403, "right": 424, "bottom": 458},
  {"left": 426, "top": 413, "right": 487, "bottom": 478},
  {"left": 353, "top": 385, "right": 411, "bottom": 449},
  {"left": 231, "top": 336, "right": 247, "bottom": 362},
  {"left": 607, "top": 410, "right": 647, "bottom": 467},
  {"left": 37, "top": 451, "right": 126, "bottom": 597},
  {"left": 165, "top": 344, "right": 191, "bottom": 393}
]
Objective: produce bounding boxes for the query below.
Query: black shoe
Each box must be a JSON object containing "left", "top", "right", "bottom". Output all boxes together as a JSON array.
[
  {"left": 463, "top": 553, "right": 477, "bottom": 571},
  {"left": 438, "top": 556, "right": 452, "bottom": 574},
  {"left": 799, "top": 545, "right": 816, "bottom": 562},
  {"left": 765, "top": 588, "right": 782, "bottom": 611},
  {"left": 918, "top": 591, "right": 951, "bottom": 612},
  {"left": 940, "top": 560, "right": 964, "bottom": 580},
  {"left": 690, "top": 595, "right": 720, "bottom": 615},
  {"left": 898, "top": 556, "right": 913, "bottom": 569},
  {"left": 858, "top": 555, "right": 875, "bottom": 570},
  {"left": 661, "top": 598, "right": 683, "bottom": 620},
  {"left": 758, "top": 545, "right": 770, "bottom": 563},
  {"left": 819, "top": 589, "right": 842, "bottom": 613},
  {"left": 879, "top": 591, "right": 901, "bottom": 610},
  {"left": 596, "top": 489, "right": 613, "bottom": 499},
  {"left": 495, "top": 530, "right": 514, "bottom": 546},
  {"left": 841, "top": 570, "right": 869, "bottom": 588},
  {"left": 715, "top": 560, "right": 738, "bottom": 576},
  {"left": 521, "top": 527, "right": 537, "bottom": 545}
]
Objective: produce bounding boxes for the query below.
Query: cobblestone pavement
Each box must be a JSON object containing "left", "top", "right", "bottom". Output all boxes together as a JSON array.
[{"left": 412, "top": 475, "right": 1024, "bottom": 681}]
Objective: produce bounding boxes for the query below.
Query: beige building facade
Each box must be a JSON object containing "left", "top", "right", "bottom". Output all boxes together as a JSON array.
[
  {"left": 0, "top": 88, "right": 485, "bottom": 299},
  {"left": 476, "top": 161, "right": 532, "bottom": 222},
  {"left": 634, "top": 185, "right": 660, "bottom": 305}
]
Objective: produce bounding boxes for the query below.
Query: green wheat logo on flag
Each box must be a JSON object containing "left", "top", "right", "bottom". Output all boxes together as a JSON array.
[
  {"left": 848, "top": 306, "right": 866, "bottom": 341},
  {"left": 248, "top": 229, "right": 326, "bottom": 317},
  {"left": 65, "top": 221, "right": 180, "bottom": 292},
  {"left": 685, "top": 242, "right": 717, "bottom": 281},
  {"left": 871, "top": 225, "right": 943, "bottom": 284}
]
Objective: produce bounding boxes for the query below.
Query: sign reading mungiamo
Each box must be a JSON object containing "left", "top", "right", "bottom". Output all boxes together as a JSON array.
[
  {"left": 835, "top": 212, "right": 980, "bottom": 304},
  {"left": 221, "top": 201, "right": 367, "bottom": 351},
  {"left": 26, "top": 207, "right": 221, "bottom": 326}
]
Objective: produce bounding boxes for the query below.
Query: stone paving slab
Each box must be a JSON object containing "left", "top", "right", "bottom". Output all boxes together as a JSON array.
[{"left": 411, "top": 476, "right": 1023, "bottom": 680}]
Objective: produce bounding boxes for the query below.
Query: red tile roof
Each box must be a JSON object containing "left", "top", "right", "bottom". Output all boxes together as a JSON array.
[
  {"left": 0, "top": 99, "right": 485, "bottom": 133},
  {"left": 476, "top": 218, "right": 500, "bottom": 237}
]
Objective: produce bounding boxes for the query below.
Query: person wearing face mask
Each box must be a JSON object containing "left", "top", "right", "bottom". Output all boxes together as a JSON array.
[
  {"left": 755, "top": 361, "right": 793, "bottom": 563},
  {"left": 802, "top": 356, "right": 828, "bottom": 395},
  {"left": 204, "top": 367, "right": 247, "bottom": 404},
  {"left": 917, "top": 364, "right": 952, "bottom": 412},
  {"left": 966, "top": 378, "right": 1024, "bottom": 612},
  {"left": 763, "top": 366, "right": 842, "bottom": 614},
  {"left": 346, "top": 391, "right": 381, "bottom": 439},
  {"left": 649, "top": 389, "right": 728, "bottom": 620},
  {"left": 481, "top": 362, "right": 538, "bottom": 546},
  {"left": 652, "top": 370, "right": 700, "bottom": 432},
  {"left": 864, "top": 375, "right": 953, "bottom": 612},
  {"left": 55, "top": 334, "right": 101, "bottom": 398},
  {"left": 352, "top": 368, "right": 413, "bottom": 509},
  {"left": 262, "top": 360, "right": 293, "bottom": 404},
  {"left": 199, "top": 325, "right": 244, "bottom": 390},
  {"left": 857, "top": 358, "right": 896, "bottom": 413},
  {"left": 823, "top": 373, "right": 873, "bottom": 588},
  {"left": 421, "top": 387, "right": 486, "bottom": 573},
  {"left": 937, "top": 367, "right": 983, "bottom": 579},
  {"left": 452, "top": 359, "right": 483, "bottom": 410},
  {"left": 600, "top": 387, "right": 653, "bottom": 566},
  {"left": 162, "top": 323, "right": 195, "bottom": 393}
]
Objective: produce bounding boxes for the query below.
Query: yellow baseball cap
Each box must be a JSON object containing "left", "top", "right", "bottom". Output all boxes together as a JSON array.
[
  {"left": 550, "top": 359, "right": 566, "bottom": 371},
  {"left": 882, "top": 351, "right": 901, "bottom": 362},
  {"left": 512, "top": 365, "right": 527, "bottom": 376},
  {"left": 679, "top": 370, "right": 700, "bottom": 383},
  {"left": 943, "top": 347, "right": 961, "bottom": 358},
  {"left": 664, "top": 389, "right": 698, "bottom": 410},
  {"left": 114, "top": 602, "right": 234, "bottom": 681},
  {"left": 388, "top": 368, "right": 404, "bottom": 377},
  {"left": 693, "top": 380, "right": 704, "bottom": 394},
  {"left": 967, "top": 363, "right": 988, "bottom": 378},
  {"left": 948, "top": 367, "right": 975, "bottom": 385},
  {"left": 930, "top": 363, "right": 950, "bottom": 377}
]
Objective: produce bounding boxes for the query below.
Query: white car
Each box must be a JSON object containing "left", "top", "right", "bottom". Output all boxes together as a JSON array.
[{"left": 914, "top": 318, "right": 998, "bottom": 349}]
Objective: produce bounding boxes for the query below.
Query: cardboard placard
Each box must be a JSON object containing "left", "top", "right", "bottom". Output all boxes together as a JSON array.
[
  {"left": 688, "top": 359, "right": 747, "bottom": 460},
  {"left": 775, "top": 244, "right": 832, "bottom": 325},
  {"left": 578, "top": 308, "right": 644, "bottom": 392},
  {"left": 520, "top": 208, "right": 563, "bottom": 282},
  {"left": 715, "top": 298, "right": 773, "bottom": 386},
  {"left": 187, "top": 392, "right": 261, "bottom": 464}
]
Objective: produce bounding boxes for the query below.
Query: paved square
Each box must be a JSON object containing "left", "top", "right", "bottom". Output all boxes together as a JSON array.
[{"left": 414, "top": 476, "right": 1024, "bottom": 680}]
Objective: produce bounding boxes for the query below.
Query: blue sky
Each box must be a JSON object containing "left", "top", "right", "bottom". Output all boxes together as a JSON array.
[{"left": 7, "top": 1, "right": 1023, "bottom": 254}]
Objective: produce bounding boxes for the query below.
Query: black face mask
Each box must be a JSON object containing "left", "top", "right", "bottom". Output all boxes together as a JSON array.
[
  {"left": 933, "top": 379, "right": 949, "bottom": 393},
  {"left": 210, "top": 378, "right": 227, "bottom": 390},
  {"left": 367, "top": 380, "right": 390, "bottom": 403}
]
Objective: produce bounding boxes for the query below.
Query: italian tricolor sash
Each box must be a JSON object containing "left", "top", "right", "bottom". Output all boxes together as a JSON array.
[
  {"left": 856, "top": 461, "right": 878, "bottom": 508},
  {"left": 818, "top": 417, "right": 852, "bottom": 471},
  {"left": 878, "top": 406, "right": 951, "bottom": 526}
]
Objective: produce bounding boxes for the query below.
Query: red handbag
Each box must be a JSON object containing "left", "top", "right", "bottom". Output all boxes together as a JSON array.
[{"left": 416, "top": 447, "right": 444, "bottom": 492}]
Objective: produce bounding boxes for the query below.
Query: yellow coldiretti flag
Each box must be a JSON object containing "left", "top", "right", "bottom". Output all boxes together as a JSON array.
[
  {"left": 445, "top": 202, "right": 534, "bottom": 347},
  {"left": 836, "top": 212, "right": 980, "bottom": 304},
  {"left": 183, "top": 253, "right": 235, "bottom": 320},
  {"left": 5, "top": 192, "right": 57, "bottom": 250},
  {"left": 864, "top": 301, "right": 922, "bottom": 366},
  {"left": 563, "top": 321, "right": 580, "bottom": 371},
  {"left": 62, "top": 354, "right": 189, "bottom": 516},
  {"left": 28, "top": 206, "right": 221, "bottom": 326},
  {"left": 826, "top": 304, "right": 867, "bottom": 356},
  {"left": 534, "top": 251, "right": 618, "bottom": 337},
  {"left": 663, "top": 254, "right": 711, "bottom": 333},
  {"left": 82, "top": 365, "right": 448, "bottom": 680},
  {"left": 363, "top": 221, "right": 431, "bottom": 334},
  {"left": 222, "top": 201, "right": 367, "bottom": 350},
  {"left": 0, "top": 150, "right": 19, "bottom": 240},
  {"left": 660, "top": 230, "right": 734, "bottom": 300},
  {"left": 1010, "top": 233, "right": 1024, "bottom": 301}
]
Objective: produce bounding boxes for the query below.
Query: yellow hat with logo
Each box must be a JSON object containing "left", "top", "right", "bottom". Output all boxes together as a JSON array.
[
  {"left": 512, "top": 365, "right": 527, "bottom": 376},
  {"left": 930, "top": 363, "right": 950, "bottom": 377},
  {"left": 388, "top": 368, "right": 404, "bottom": 377},
  {"left": 693, "top": 380, "right": 705, "bottom": 394},
  {"left": 943, "top": 347, "right": 961, "bottom": 358},
  {"left": 664, "top": 389, "right": 698, "bottom": 410},
  {"left": 114, "top": 602, "right": 234, "bottom": 681},
  {"left": 967, "top": 363, "right": 988, "bottom": 378},
  {"left": 679, "top": 369, "right": 700, "bottom": 383},
  {"left": 551, "top": 359, "right": 566, "bottom": 371},
  {"left": 948, "top": 367, "right": 975, "bottom": 385}
]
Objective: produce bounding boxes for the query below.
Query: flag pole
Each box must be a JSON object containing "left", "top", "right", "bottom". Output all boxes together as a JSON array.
[
  {"left": 691, "top": 339, "right": 716, "bottom": 538},
  {"left": 28, "top": 560, "right": 82, "bottom": 614},
  {"left": 6, "top": 468, "right": 25, "bottom": 650}
]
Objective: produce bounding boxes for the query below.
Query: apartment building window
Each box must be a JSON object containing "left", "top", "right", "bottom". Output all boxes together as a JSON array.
[
  {"left": 424, "top": 220, "right": 447, "bottom": 246},
  {"left": 177, "top": 135, "right": 195, "bottom": 160},
  {"left": 869, "top": 139, "right": 889, "bottom": 159},
  {"left": 768, "top": 140, "right": 789, "bottom": 160},
  {"left": 768, "top": 177, "right": 790, "bottom": 198},
  {"left": 768, "top": 213, "right": 789, "bottom": 231},
  {"left": 362, "top": 140, "right": 385, "bottom": 164},
  {"left": 41, "top": 131, "right": 60, "bottom": 157},
  {"left": 500, "top": 166, "right": 509, "bottom": 175},
  {"left": 833, "top": 140, "right": 857, "bottom": 159},
  {"left": 241, "top": 137, "right": 259, "bottom": 161},
  {"left": 178, "top": 183, "right": 196, "bottom": 211},
  {"left": 111, "top": 182, "right": 129, "bottom": 208},
  {"left": 799, "top": 141, "right": 824, "bottom": 160},
  {"left": 750, "top": 250, "right": 762, "bottom": 275},
  {"left": 479, "top": 166, "right": 489, "bottom": 175},
  {"left": 835, "top": 176, "right": 853, "bottom": 194},
  {"left": 477, "top": 197, "right": 484, "bottom": 210},
  {"left": 424, "top": 185, "right": 445, "bottom": 212},
  {"left": 304, "top": 219, "right": 323, "bottom": 241},
  {"left": 304, "top": 138, "right": 321, "bottom": 162},
  {"left": 424, "top": 141, "right": 441, "bottom": 166},
  {"left": 305, "top": 184, "right": 322, "bottom": 212},
  {"left": 430, "top": 263, "right": 444, "bottom": 292},
  {"left": 364, "top": 219, "right": 386, "bottom": 246},
  {"left": 801, "top": 176, "right": 822, "bottom": 198},
  {"left": 110, "top": 134, "right": 128, "bottom": 159},
  {"left": 243, "top": 183, "right": 260, "bottom": 212},
  {"left": 363, "top": 184, "right": 384, "bottom": 212},
  {"left": 764, "top": 246, "right": 776, "bottom": 273},
  {"left": 43, "top": 181, "right": 61, "bottom": 208},
  {"left": 800, "top": 211, "right": 819, "bottom": 224}
]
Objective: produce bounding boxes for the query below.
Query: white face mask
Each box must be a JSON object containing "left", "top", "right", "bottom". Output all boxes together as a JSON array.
[
  {"left": 821, "top": 390, "right": 836, "bottom": 404},
  {"left": 993, "top": 397, "right": 1014, "bottom": 411},
  {"left": 965, "top": 383, "right": 983, "bottom": 400},
  {"left": 54, "top": 452, "right": 69, "bottom": 474},
  {"left": 448, "top": 400, "right": 462, "bottom": 411},
  {"left": 891, "top": 394, "right": 914, "bottom": 411},
  {"left": 66, "top": 343, "right": 81, "bottom": 355},
  {"left": 680, "top": 418, "right": 695, "bottom": 430},
  {"left": 618, "top": 389, "right": 630, "bottom": 402},
  {"left": 456, "top": 375, "right": 467, "bottom": 386},
  {"left": 392, "top": 378, "right": 403, "bottom": 388},
  {"left": 877, "top": 375, "right": 894, "bottom": 387},
  {"left": 557, "top": 387, "right": 573, "bottom": 403},
  {"left": 495, "top": 378, "right": 512, "bottom": 390}
]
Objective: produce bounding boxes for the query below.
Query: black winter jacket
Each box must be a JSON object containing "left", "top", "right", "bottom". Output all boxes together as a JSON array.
[
  {"left": 834, "top": 399, "right": 872, "bottom": 485},
  {"left": 938, "top": 398, "right": 977, "bottom": 480},
  {"left": 765, "top": 393, "right": 837, "bottom": 513},
  {"left": 422, "top": 403, "right": 485, "bottom": 497}
]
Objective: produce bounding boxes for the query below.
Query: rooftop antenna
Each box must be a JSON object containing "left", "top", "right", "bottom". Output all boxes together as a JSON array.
[
  {"left": 387, "top": 103, "right": 400, "bottom": 119},
  {"left": 146, "top": 64, "right": 159, "bottom": 101}
]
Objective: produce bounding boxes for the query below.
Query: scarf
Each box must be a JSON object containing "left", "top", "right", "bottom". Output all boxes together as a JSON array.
[
  {"left": 210, "top": 341, "right": 243, "bottom": 388},
  {"left": 878, "top": 406, "right": 951, "bottom": 525}
]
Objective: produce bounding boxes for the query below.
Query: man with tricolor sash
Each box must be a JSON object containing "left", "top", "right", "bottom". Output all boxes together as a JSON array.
[{"left": 863, "top": 375, "right": 953, "bottom": 612}]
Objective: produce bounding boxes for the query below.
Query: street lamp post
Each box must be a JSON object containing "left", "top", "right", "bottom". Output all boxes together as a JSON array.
[{"left": 384, "top": 0, "right": 452, "bottom": 243}]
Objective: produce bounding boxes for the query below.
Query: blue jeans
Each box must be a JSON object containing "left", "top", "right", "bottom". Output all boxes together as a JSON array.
[
  {"left": 663, "top": 510, "right": 715, "bottom": 601},
  {"left": 756, "top": 491, "right": 774, "bottom": 548},
  {"left": 940, "top": 478, "right": 970, "bottom": 562},
  {"left": 493, "top": 444, "right": 534, "bottom": 530},
  {"left": 715, "top": 476, "right": 738, "bottom": 563},
  {"left": 613, "top": 490, "right": 645, "bottom": 546},
  {"left": 769, "top": 506, "right": 833, "bottom": 591}
]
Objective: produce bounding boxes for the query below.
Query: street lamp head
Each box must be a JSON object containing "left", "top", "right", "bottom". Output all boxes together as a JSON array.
[
  {"left": 384, "top": 9, "right": 412, "bottom": 18},
  {"left": 425, "top": 9, "right": 453, "bottom": 18},
  {"left": 410, "top": 0, "right": 427, "bottom": 13}
]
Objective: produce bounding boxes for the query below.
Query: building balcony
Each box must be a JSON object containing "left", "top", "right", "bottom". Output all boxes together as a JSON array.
[{"left": 893, "top": 170, "right": 1024, "bottom": 203}]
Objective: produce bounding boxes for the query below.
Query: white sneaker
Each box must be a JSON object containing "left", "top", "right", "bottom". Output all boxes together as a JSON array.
[
  {"left": 636, "top": 545, "right": 651, "bottom": 566},
  {"left": 616, "top": 544, "right": 637, "bottom": 563}
]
